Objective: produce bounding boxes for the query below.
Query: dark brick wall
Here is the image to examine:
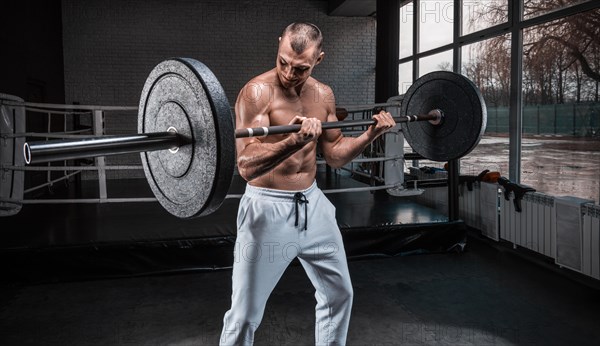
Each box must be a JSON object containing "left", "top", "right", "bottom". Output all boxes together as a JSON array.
[
  {"left": 62, "top": 0, "right": 375, "bottom": 106},
  {"left": 61, "top": 0, "right": 376, "bottom": 177}
]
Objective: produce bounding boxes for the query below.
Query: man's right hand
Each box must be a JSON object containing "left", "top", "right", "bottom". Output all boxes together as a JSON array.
[{"left": 289, "top": 116, "right": 322, "bottom": 146}]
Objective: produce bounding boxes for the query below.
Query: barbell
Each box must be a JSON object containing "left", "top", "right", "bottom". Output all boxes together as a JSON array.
[{"left": 23, "top": 58, "right": 487, "bottom": 218}]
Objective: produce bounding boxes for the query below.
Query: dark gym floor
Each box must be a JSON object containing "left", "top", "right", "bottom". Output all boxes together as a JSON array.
[
  {"left": 1, "top": 233, "right": 599, "bottom": 346},
  {"left": 2, "top": 171, "right": 599, "bottom": 345}
]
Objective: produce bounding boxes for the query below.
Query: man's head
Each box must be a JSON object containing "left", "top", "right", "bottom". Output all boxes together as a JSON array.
[{"left": 276, "top": 22, "right": 325, "bottom": 89}]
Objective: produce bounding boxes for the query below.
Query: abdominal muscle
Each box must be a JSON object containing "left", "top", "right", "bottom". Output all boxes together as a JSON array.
[{"left": 248, "top": 140, "right": 318, "bottom": 191}]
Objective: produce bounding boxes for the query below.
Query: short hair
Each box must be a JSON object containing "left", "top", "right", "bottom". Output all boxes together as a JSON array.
[{"left": 281, "top": 22, "right": 323, "bottom": 56}]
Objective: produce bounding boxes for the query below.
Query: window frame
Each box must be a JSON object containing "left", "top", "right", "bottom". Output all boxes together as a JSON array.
[{"left": 397, "top": 0, "right": 600, "bottom": 183}]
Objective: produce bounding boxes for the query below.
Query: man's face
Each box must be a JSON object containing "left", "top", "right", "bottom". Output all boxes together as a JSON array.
[{"left": 276, "top": 35, "right": 323, "bottom": 89}]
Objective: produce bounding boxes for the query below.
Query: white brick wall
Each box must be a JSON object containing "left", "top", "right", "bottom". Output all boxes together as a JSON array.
[{"left": 61, "top": 0, "right": 376, "bottom": 178}]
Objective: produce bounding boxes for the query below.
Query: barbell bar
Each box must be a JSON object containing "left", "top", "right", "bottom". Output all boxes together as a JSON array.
[
  {"left": 22, "top": 58, "right": 486, "bottom": 219},
  {"left": 24, "top": 131, "right": 183, "bottom": 165},
  {"left": 23, "top": 110, "right": 442, "bottom": 164},
  {"left": 234, "top": 110, "right": 442, "bottom": 138}
]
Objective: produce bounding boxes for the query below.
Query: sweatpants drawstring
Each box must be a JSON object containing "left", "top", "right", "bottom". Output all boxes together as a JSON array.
[{"left": 293, "top": 192, "right": 309, "bottom": 230}]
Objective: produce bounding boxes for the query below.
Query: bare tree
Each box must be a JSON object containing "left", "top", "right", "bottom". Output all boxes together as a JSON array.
[
  {"left": 465, "top": 0, "right": 599, "bottom": 105},
  {"left": 526, "top": 1, "right": 600, "bottom": 83}
]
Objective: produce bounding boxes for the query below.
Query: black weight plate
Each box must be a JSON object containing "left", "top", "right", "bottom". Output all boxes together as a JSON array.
[
  {"left": 401, "top": 71, "right": 487, "bottom": 162},
  {"left": 138, "top": 58, "right": 235, "bottom": 218}
]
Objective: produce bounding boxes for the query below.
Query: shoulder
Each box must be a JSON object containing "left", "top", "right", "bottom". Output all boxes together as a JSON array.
[
  {"left": 237, "top": 70, "right": 277, "bottom": 106},
  {"left": 309, "top": 77, "right": 335, "bottom": 101},
  {"left": 305, "top": 77, "right": 336, "bottom": 109},
  {"left": 235, "top": 71, "right": 276, "bottom": 126}
]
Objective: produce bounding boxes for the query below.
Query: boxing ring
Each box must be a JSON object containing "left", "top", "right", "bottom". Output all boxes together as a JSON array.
[{"left": 0, "top": 95, "right": 466, "bottom": 283}]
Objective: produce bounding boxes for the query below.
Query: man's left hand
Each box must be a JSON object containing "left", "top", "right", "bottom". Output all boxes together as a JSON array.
[{"left": 368, "top": 110, "right": 396, "bottom": 138}]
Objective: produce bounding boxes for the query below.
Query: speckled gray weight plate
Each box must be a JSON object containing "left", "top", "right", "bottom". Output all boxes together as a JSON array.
[
  {"left": 401, "top": 71, "right": 487, "bottom": 162},
  {"left": 138, "top": 58, "right": 234, "bottom": 218}
]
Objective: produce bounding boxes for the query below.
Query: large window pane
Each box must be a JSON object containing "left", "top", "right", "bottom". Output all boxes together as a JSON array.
[
  {"left": 398, "top": 62, "right": 413, "bottom": 95},
  {"left": 462, "top": 0, "right": 508, "bottom": 35},
  {"left": 522, "top": 9, "right": 600, "bottom": 202},
  {"left": 399, "top": 2, "right": 414, "bottom": 59},
  {"left": 461, "top": 34, "right": 511, "bottom": 108},
  {"left": 418, "top": 49, "right": 452, "bottom": 77},
  {"left": 418, "top": 0, "right": 453, "bottom": 53},
  {"left": 460, "top": 34, "right": 512, "bottom": 176},
  {"left": 523, "top": 0, "right": 590, "bottom": 20}
]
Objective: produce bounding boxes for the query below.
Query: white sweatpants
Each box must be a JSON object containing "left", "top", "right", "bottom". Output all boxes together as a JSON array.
[{"left": 219, "top": 181, "right": 353, "bottom": 346}]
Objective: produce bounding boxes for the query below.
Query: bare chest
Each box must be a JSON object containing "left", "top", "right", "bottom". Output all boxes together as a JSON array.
[{"left": 268, "top": 93, "right": 329, "bottom": 126}]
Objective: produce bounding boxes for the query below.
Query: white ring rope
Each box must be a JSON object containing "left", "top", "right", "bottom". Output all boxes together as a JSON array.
[
  {"left": 316, "top": 155, "right": 402, "bottom": 165},
  {"left": 2, "top": 98, "right": 411, "bottom": 206},
  {"left": 3, "top": 130, "right": 95, "bottom": 139},
  {"left": 3, "top": 182, "right": 406, "bottom": 205},
  {"left": 3, "top": 99, "right": 401, "bottom": 114},
  {"left": 1, "top": 99, "right": 138, "bottom": 111},
  {"left": 4, "top": 165, "right": 143, "bottom": 171},
  {"left": 340, "top": 101, "right": 402, "bottom": 112}
]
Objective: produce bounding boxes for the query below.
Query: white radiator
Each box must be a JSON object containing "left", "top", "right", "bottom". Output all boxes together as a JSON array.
[
  {"left": 476, "top": 182, "right": 500, "bottom": 241},
  {"left": 460, "top": 182, "right": 483, "bottom": 231},
  {"left": 525, "top": 193, "right": 556, "bottom": 258},
  {"left": 404, "top": 167, "right": 600, "bottom": 281},
  {"left": 459, "top": 182, "right": 480, "bottom": 230},
  {"left": 582, "top": 204, "right": 600, "bottom": 280},
  {"left": 554, "top": 196, "right": 595, "bottom": 273},
  {"left": 499, "top": 190, "right": 556, "bottom": 259}
]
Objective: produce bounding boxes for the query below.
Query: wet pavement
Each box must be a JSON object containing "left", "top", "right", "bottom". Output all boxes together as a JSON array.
[{"left": 406, "top": 135, "right": 600, "bottom": 203}]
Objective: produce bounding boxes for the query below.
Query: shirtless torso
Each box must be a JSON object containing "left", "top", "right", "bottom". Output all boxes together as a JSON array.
[
  {"left": 235, "top": 34, "right": 395, "bottom": 191},
  {"left": 235, "top": 69, "right": 331, "bottom": 190}
]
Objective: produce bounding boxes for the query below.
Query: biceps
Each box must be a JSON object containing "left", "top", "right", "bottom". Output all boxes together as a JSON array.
[
  {"left": 320, "top": 129, "right": 343, "bottom": 157},
  {"left": 236, "top": 106, "right": 268, "bottom": 129},
  {"left": 245, "top": 113, "right": 270, "bottom": 129}
]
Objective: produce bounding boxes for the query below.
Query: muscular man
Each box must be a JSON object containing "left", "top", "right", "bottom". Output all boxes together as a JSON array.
[{"left": 220, "top": 22, "right": 395, "bottom": 346}]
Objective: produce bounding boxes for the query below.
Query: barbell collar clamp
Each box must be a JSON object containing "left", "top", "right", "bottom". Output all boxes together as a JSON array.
[
  {"left": 427, "top": 109, "right": 443, "bottom": 126},
  {"left": 166, "top": 127, "right": 180, "bottom": 153}
]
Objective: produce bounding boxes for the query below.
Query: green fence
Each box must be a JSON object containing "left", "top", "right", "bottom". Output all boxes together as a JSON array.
[{"left": 485, "top": 102, "right": 600, "bottom": 137}]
